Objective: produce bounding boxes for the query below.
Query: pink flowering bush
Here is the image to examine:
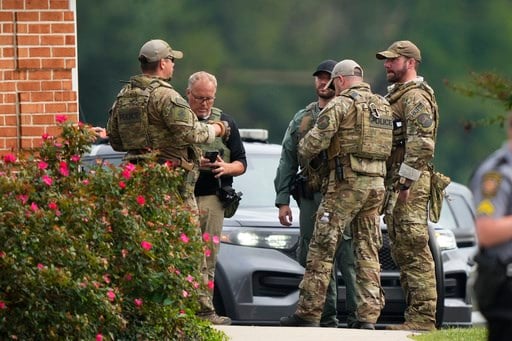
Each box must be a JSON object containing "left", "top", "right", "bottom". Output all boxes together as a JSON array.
[{"left": 0, "top": 119, "right": 227, "bottom": 340}]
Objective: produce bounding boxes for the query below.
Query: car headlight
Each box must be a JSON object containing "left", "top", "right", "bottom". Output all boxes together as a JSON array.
[
  {"left": 221, "top": 227, "right": 298, "bottom": 250},
  {"left": 435, "top": 228, "right": 457, "bottom": 251}
]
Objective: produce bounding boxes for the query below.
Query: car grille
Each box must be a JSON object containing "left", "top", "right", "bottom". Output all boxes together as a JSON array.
[{"left": 379, "top": 232, "right": 399, "bottom": 271}]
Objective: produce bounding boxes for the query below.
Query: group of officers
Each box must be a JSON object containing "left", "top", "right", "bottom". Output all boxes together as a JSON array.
[{"left": 105, "top": 37, "right": 512, "bottom": 339}]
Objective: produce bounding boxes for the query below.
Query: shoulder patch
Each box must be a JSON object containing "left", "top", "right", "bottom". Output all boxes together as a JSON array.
[
  {"left": 481, "top": 171, "right": 502, "bottom": 198},
  {"left": 316, "top": 115, "right": 330, "bottom": 130},
  {"left": 416, "top": 113, "right": 433, "bottom": 128},
  {"left": 175, "top": 108, "right": 189, "bottom": 122},
  {"left": 476, "top": 198, "right": 495, "bottom": 216}
]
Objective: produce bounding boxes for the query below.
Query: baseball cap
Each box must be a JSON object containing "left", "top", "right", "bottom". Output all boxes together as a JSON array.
[
  {"left": 376, "top": 40, "right": 421, "bottom": 62},
  {"left": 325, "top": 59, "right": 364, "bottom": 90},
  {"left": 313, "top": 59, "right": 337, "bottom": 76},
  {"left": 138, "top": 39, "right": 183, "bottom": 63}
]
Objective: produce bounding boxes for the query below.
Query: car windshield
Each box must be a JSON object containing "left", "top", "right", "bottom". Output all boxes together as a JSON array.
[{"left": 233, "top": 150, "right": 291, "bottom": 208}]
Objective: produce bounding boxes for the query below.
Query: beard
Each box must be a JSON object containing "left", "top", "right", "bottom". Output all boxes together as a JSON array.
[
  {"left": 317, "top": 87, "right": 335, "bottom": 100},
  {"left": 387, "top": 64, "right": 407, "bottom": 83}
]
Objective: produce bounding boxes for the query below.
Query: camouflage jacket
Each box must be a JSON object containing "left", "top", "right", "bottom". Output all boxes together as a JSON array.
[
  {"left": 385, "top": 76, "right": 438, "bottom": 183},
  {"left": 107, "top": 74, "right": 216, "bottom": 164}
]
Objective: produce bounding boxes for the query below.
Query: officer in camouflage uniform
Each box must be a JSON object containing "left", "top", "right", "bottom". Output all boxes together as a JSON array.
[
  {"left": 376, "top": 40, "right": 439, "bottom": 331},
  {"left": 107, "top": 39, "right": 227, "bottom": 211},
  {"left": 274, "top": 60, "right": 358, "bottom": 328},
  {"left": 280, "top": 60, "right": 392, "bottom": 329},
  {"left": 187, "top": 71, "right": 247, "bottom": 325},
  {"left": 469, "top": 112, "right": 512, "bottom": 341}
]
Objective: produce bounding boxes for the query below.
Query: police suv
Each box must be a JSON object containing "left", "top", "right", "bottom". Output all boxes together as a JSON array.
[{"left": 82, "top": 129, "right": 475, "bottom": 328}]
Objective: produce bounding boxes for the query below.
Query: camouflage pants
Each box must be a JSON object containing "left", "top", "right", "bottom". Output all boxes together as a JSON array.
[
  {"left": 297, "top": 192, "right": 357, "bottom": 327},
  {"left": 197, "top": 195, "right": 225, "bottom": 313},
  {"left": 386, "top": 170, "right": 437, "bottom": 326},
  {"left": 296, "top": 175, "right": 385, "bottom": 324}
]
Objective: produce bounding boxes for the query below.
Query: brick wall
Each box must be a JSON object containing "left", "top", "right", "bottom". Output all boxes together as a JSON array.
[{"left": 0, "top": 0, "right": 77, "bottom": 153}]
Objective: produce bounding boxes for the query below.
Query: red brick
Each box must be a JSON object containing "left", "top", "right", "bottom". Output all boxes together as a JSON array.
[
  {"left": 4, "top": 115, "right": 17, "bottom": 125},
  {"left": 0, "top": 104, "right": 16, "bottom": 114},
  {"left": 2, "top": 0, "right": 24, "bottom": 10},
  {"left": 0, "top": 35, "right": 12, "bottom": 45},
  {"left": 28, "top": 23, "right": 51, "bottom": 34},
  {"left": 67, "top": 102, "right": 77, "bottom": 114},
  {"left": 15, "top": 23, "right": 28, "bottom": 34},
  {"left": 50, "top": 0, "right": 69, "bottom": 10},
  {"left": 26, "top": 0, "right": 50, "bottom": 10},
  {"left": 0, "top": 59, "right": 15, "bottom": 69},
  {"left": 60, "top": 80, "right": 72, "bottom": 90},
  {"left": 0, "top": 126, "right": 18, "bottom": 137},
  {"left": 2, "top": 23, "right": 14, "bottom": 33},
  {"left": 45, "top": 102, "right": 67, "bottom": 112},
  {"left": 53, "top": 70, "right": 71, "bottom": 79},
  {"left": 0, "top": 12, "right": 14, "bottom": 21},
  {"left": 3, "top": 93, "right": 16, "bottom": 104},
  {"left": 3, "top": 46, "right": 15, "bottom": 57},
  {"left": 16, "top": 47, "right": 29, "bottom": 58},
  {"left": 41, "top": 35, "right": 64, "bottom": 45},
  {"left": 54, "top": 90, "right": 76, "bottom": 101},
  {"left": 64, "top": 34, "right": 74, "bottom": 45},
  {"left": 63, "top": 11, "right": 74, "bottom": 21},
  {"left": 40, "top": 11, "right": 64, "bottom": 21},
  {"left": 13, "top": 70, "right": 29, "bottom": 80},
  {"left": 31, "top": 91, "right": 54, "bottom": 102},
  {"left": 0, "top": 81, "right": 16, "bottom": 91},
  {"left": 18, "top": 92, "right": 30, "bottom": 101},
  {"left": 19, "top": 102, "right": 44, "bottom": 113},
  {"left": 51, "top": 23, "right": 74, "bottom": 34},
  {"left": 42, "top": 80, "right": 61, "bottom": 91},
  {"left": 29, "top": 70, "right": 52, "bottom": 80},
  {"left": 53, "top": 47, "right": 74, "bottom": 57},
  {"left": 30, "top": 47, "right": 51, "bottom": 57},
  {"left": 18, "top": 59, "right": 41, "bottom": 69},
  {"left": 17, "top": 81, "right": 41, "bottom": 91},
  {"left": 65, "top": 58, "right": 75, "bottom": 68},
  {"left": 17, "top": 35, "right": 39, "bottom": 45},
  {"left": 16, "top": 12, "right": 39, "bottom": 21}
]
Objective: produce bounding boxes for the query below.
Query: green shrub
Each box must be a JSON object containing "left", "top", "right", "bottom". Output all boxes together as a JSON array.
[{"left": 0, "top": 117, "right": 227, "bottom": 340}]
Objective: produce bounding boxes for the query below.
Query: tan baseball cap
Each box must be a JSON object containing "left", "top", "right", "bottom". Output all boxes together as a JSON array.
[
  {"left": 138, "top": 39, "right": 183, "bottom": 62},
  {"left": 325, "top": 59, "right": 364, "bottom": 89},
  {"left": 376, "top": 40, "right": 421, "bottom": 62}
]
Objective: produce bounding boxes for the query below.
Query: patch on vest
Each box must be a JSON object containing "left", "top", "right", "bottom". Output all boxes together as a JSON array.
[
  {"left": 481, "top": 171, "right": 502, "bottom": 198},
  {"left": 416, "top": 113, "right": 433, "bottom": 128},
  {"left": 316, "top": 115, "right": 330, "bottom": 130},
  {"left": 476, "top": 198, "right": 495, "bottom": 216},
  {"left": 176, "top": 109, "right": 189, "bottom": 122}
]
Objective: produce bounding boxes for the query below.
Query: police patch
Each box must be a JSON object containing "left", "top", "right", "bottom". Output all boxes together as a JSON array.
[
  {"left": 416, "top": 113, "right": 433, "bottom": 128},
  {"left": 476, "top": 199, "right": 495, "bottom": 216},
  {"left": 316, "top": 115, "right": 330, "bottom": 130},
  {"left": 481, "top": 171, "right": 502, "bottom": 198}
]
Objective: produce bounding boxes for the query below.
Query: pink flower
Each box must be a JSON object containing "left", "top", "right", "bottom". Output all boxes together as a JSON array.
[
  {"left": 37, "top": 263, "right": 44, "bottom": 270},
  {"left": 179, "top": 309, "right": 186, "bottom": 315},
  {"left": 136, "top": 195, "right": 145, "bottom": 206},
  {"left": 82, "top": 179, "right": 90, "bottom": 185},
  {"left": 182, "top": 290, "right": 189, "bottom": 298},
  {"left": 202, "top": 232, "right": 211, "bottom": 242},
  {"left": 17, "top": 194, "right": 28, "bottom": 204},
  {"left": 124, "top": 163, "right": 136, "bottom": 172},
  {"left": 121, "top": 249, "right": 128, "bottom": 258},
  {"left": 59, "top": 161, "right": 69, "bottom": 176},
  {"left": 55, "top": 115, "right": 68, "bottom": 123},
  {"left": 141, "top": 241, "right": 152, "bottom": 251},
  {"left": 134, "top": 298, "right": 143, "bottom": 307},
  {"left": 42, "top": 175, "right": 53, "bottom": 186},
  {"left": 71, "top": 154, "right": 80, "bottom": 163},
  {"left": 41, "top": 133, "right": 50, "bottom": 140},
  {"left": 48, "top": 202, "right": 58, "bottom": 210},
  {"left": 118, "top": 181, "right": 126, "bottom": 189},
  {"left": 3, "top": 154, "right": 16, "bottom": 164},
  {"left": 208, "top": 280, "right": 215, "bottom": 290},
  {"left": 30, "top": 202, "right": 39, "bottom": 212},
  {"left": 96, "top": 333, "right": 103, "bottom": 341},
  {"left": 0, "top": 251, "right": 5, "bottom": 258},
  {"left": 107, "top": 290, "right": 115, "bottom": 302},
  {"left": 0, "top": 301, "right": 6, "bottom": 310},
  {"left": 186, "top": 275, "right": 194, "bottom": 283},
  {"left": 103, "top": 274, "right": 111, "bottom": 284},
  {"left": 204, "top": 249, "right": 211, "bottom": 257},
  {"left": 212, "top": 235, "right": 220, "bottom": 244},
  {"left": 37, "top": 161, "right": 48, "bottom": 170},
  {"left": 124, "top": 273, "right": 132, "bottom": 281},
  {"left": 180, "top": 233, "right": 189, "bottom": 243}
]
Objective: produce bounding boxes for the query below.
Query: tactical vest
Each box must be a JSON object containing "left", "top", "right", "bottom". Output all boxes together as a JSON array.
[
  {"left": 386, "top": 80, "right": 439, "bottom": 148},
  {"left": 198, "top": 108, "right": 231, "bottom": 163},
  {"left": 296, "top": 102, "right": 318, "bottom": 143},
  {"left": 338, "top": 90, "right": 393, "bottom": 160},
  {"left": 112, "top": 77, "right": 170, "bottom": 151}
]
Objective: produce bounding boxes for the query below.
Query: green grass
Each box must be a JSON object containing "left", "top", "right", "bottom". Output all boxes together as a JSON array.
[{"left": 410, "top": 327, "right": 487, "bottom": 341}]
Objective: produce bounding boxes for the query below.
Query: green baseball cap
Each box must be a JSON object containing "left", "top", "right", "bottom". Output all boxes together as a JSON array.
[
  {"left": 138, "top": 39, "right": 183, "bottom": 62},
  {"left": 376, "top": 40, "right": 421, "bottom": 62}
]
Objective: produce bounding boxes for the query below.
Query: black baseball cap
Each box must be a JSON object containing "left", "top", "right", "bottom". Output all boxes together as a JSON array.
[{"left": 312, "top": 59, "right": 337, "bottom": 76}]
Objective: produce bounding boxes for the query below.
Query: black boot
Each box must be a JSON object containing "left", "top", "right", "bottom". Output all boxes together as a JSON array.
[{"left": 280, "top": 314, "right": 319, "bottom": 327}]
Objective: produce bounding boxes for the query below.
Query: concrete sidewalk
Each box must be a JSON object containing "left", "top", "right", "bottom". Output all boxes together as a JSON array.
[{"left": 215, "top": 325, "right": 419, "bottom": 341}]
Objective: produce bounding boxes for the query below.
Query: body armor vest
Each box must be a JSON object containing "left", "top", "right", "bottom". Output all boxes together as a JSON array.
[
  {"left": 338, "top": 90, "right": 393, "bottom": 160},
  {"left": 199, "top": 108, "right": 230, "bottom": 162}
]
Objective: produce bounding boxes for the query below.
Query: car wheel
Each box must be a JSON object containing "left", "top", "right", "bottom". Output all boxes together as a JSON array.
[{"left": 428, "top": 226, "right": 445, "bottom": 329}]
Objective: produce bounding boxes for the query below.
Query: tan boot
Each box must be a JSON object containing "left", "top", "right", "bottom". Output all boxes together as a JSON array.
[
  {"left": 385, "top": 321, "right": 436, "bottom": 331},
  {"left": 197, "top": 311, "right": 232, "bottom": 325}
]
